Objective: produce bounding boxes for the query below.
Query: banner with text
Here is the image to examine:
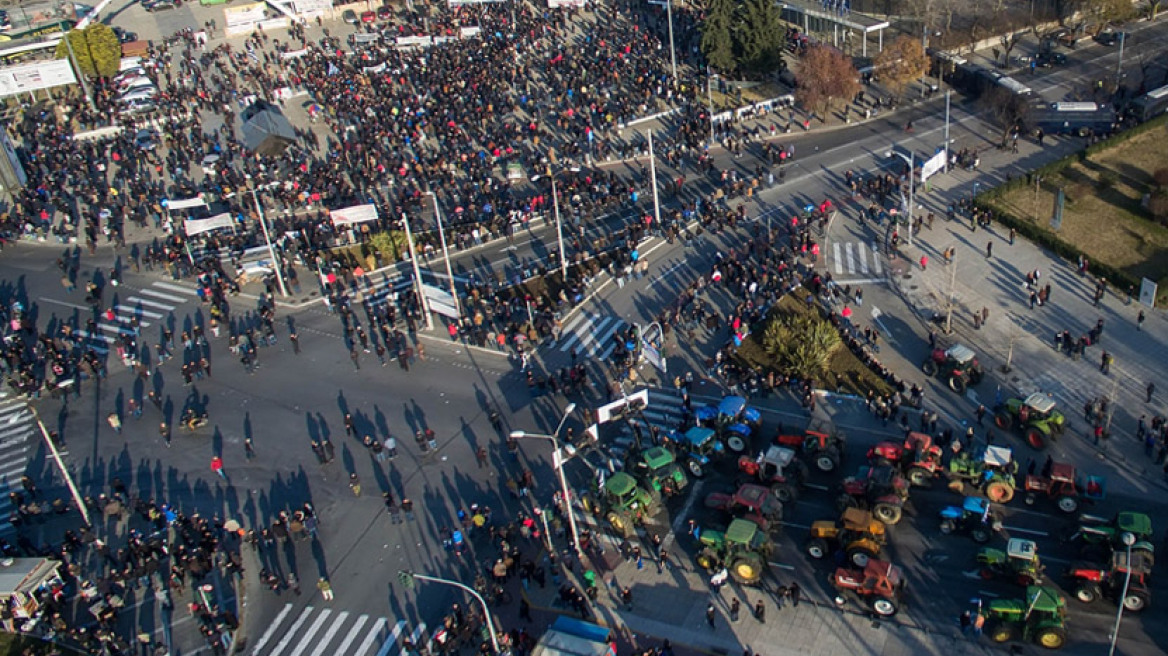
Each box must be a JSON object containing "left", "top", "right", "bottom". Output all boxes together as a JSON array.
[
  {"left": 184, "top": 213, "right": 235, "bottom": 236},
  {"left": 0, "top": 59, "right": 77, "bottom": 98},
  {"left": 330, "top": 203, "right": 379, "bottom": 226}
]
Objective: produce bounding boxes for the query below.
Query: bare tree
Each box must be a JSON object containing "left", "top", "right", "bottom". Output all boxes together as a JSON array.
[
  {"left": 980, "top": 86, "right": 1030, "bottom": 147},
  {"left": 875, "top": 35, "right": 931, "bottom": 98},
  {"left": 796, "top": 45, "right": 861, "bottom": 122},
  {"left": 999, "top": 32, "right": 1022, "bottom": 67}
]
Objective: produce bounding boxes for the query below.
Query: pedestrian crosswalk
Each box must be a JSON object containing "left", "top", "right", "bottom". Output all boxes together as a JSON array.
[
  {"left": 830, "top": 241, "right": 884, "bottom": 277},
  {"left": 557, "top": 310, "right": 629, "bottom": 360},
  {"left": 251, "top": 605, "right": 427, "bottom": 656},
  {"left": 0, "top": 398, "right": 37, "bottom": 537},
  {"left": 75, "top": 280, "right": 199, "bottom": 354},
  {"left": 603, "top": 387, "right": 688, "bottom": 459}
]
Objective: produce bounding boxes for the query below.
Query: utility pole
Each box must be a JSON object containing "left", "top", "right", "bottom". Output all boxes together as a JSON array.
[
  {"left": 251, "top": 189, "right": 289, "bottom": 297},
  {"left": 944, "top": 91, "right": 951, "bottom": 172},
  {"left": 648, "top": 129, "right": 661, "bottom": 232},
  {"left": 945, "top": 262, "right": 958, "bottom": 335},
  {"left": 401, "top": 212, "right": 433, "bottom": 330},
  {"left": 1115, "top": 31, "right": 1126, "bottom": 88},
  {"left": 706, "top": 67, "right": 716, "bottom": 145},
  {"left": 1033, "top": 174, "right": 1043, "bottom": 221},
  {"left": 666, "top": 0, "right": 678, "bottom": 85},
  {"left": 907, "top": 150, "right": 915, "bottom": 246},
  {"left": 428, "top": 192, "right": 460, "bottom": 319}
]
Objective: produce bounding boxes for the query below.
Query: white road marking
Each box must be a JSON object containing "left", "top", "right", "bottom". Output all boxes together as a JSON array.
[{"left": 250, "top": 603, "right": 293, "bottom": 654}]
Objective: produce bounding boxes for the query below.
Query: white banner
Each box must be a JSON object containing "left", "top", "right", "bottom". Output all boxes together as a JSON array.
[
  {"left": 224, "top": 2, "right": 267, "bottom": 27},
  {"left": 396, "top": 35, "right": 433, "bottom": 48},
  {"left": 330, "top": 203, "right": 379, "bottom": 226},
  {"left": 422, "top": 284, "right": 459, "bottom": 318},
  {"left": 920, "top": 150, "right": 947, "bottom": 182},
  {"left": 363, "top": 62, "right": 388, "bottom": 74},
  {"left": 448, "top": 0, "right": 506, "bottom": 4},
  {"left": 184, "top": 213, "right": 235, "bottom": 236},
  {"left": 460, "top": 26, "right": 482, "bottom": 37},
  {"left": 290, "top": 0, "right": 331, "bottom": 12},
  {"left": 0, "top": 59, "right": 77, "bottom": 98},
  {"left": 281, "top": 48, "right": 311, "bottom": 60},
  {"left": 165, "top": 197, "right": 207, "bottom": 210},
  {"left": 548, "top": 0, "right": 586, "bottom": 7}
]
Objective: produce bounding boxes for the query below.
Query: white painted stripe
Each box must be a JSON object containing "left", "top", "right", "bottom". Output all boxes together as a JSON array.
[
  {"left": 560, "top": 312, "right": 592, "bottom": 337},
  {"left": 307, "top": 611, "right": 349, "bottom": 656},
  {"left": 268, "top": 606, "right": 314, "bottom": 656},
  {"left": 250, "top": 603, "right": 293, "bottom": 654},
  {"left": 832, "top": 242, "right": 842, "bottom": 274},
  {"left": 139, "top": 289, "right": 189, "bottom": 303},
  {"left": 115, "top": 305, "right": 164, "bottom": 320},
  {"left": 857, "top": 242, "right": 869, "bottom": 274},
  {"left": 152, "top": 282, "right": 199, "bottom": 295},
  {"left": 75, "top": 330, "right": 116, "bottom": 343},
  {"left": 558, "top": 314, "right": 598, "bottom": 351},
  {"left": 572, "top": 316, "right": 615, "bottom": 354},
  {"left": 330, "top": 614, "right": 371, "bottom": 656},
  {"left": 289, "top": 609, "right": 331, "bottom": 656},
  {"left": 353, "top": 618, "right": 392, "bottom": 656},
  {"left": 376, "top": 621, "right": 420, "bottom": 656},
  {"left": 832, "top": 278, "right": 888, "bottom": 286},
  {"left": 124, "top": 296, "right": 178, "bottom": 311},
  {"left": 597, "top": 339, "right": 618, "bottom": 361},
  {"left": 844, "top": 243, "right": 855, "bottom": 274},
  {"left": 871, "top": 242, "right": 883, "bottom": 274},
  {"left": 578, "top": 317, "right": 621, "bottom": 355}
]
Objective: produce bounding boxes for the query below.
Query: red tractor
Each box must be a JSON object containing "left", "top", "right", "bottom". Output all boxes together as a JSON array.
[
  {"left": 1023, "top": 462, "right": 1105, "bottom": 514},
  {"left": 867, "top": 432, "right": 943, "bottom": 488},
  {"left": 738, "top": 445, "right": 809, "bottom": 503},
  {"left": 921, "top": 343, "right": 984, "bottom": 393},
  {"left": 1066, "top": 547, "right": 1154, "bottom": 612},
  {"left": 704, "top": 483, "right": 784, "bottom": 532},
  {"left": 831, "top": 558, "right": 907, "bottom": 617},
  {"left": 775, "top": 418, "right": 847, "bottom": 473},
  {"left": 837, "top": 464, "right": 910, "bottom": 525}
]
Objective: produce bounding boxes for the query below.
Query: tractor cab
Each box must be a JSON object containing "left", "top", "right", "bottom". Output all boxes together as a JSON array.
[
  {"left": 1020, "top": 392, "right": 1056, "bottom": 423},
  {"left": 726, "top": 516, "right": 769, "bottom": 551},
  {"left": 696, "top": 396, "right": 759, "bottom": 453},
  {"left": 1024, "top": 462, "right": 1106, "bottom": 513},
  {"left": 632, "top": 446, "right": 688, "bottom": 496},
  {"left": 979, "top": 538, "right": 1045, "bottom": 585},
  {"left": 832, "top": 558, "right": 906, "bottom": 616},
  {"left": 1073, "top": 511, "right": 1154, "bottom": 549},
  {"left": 704, "top": 483, "right": 784, "bottom": 527},
  {"left": 670, "top": 426, "right": 723, "bottom": 478},
  {"left": 739, "top": 445, "right": 806, "bottom": 490},
  {"left": 940, "top": 495, "right": 995, "bottom": 521},
  {"left": 603, "top": 472, "right": 655, "bottom": 513}
]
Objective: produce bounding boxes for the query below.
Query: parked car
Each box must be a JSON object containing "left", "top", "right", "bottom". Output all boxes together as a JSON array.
[
  {"left": 135, "top": 129, "right": 158, "bottom": 152},
  {"left": 119, "top": 80, "right": 157, "bottom": 97},
  {"left": 342, "top": 9, "right": 359, "bottom": 24},
  {"left": 119, "top": 88, "right": 159, "bottom": 104},
  {"left": 143, "top": 0, "right": 179, "bottom": 12},
  {"left": 112, "top": 26, "right": 138, "bottom": 43},
  {"left": 376, "top": 4, "right": 393, "bottom": 20},
  {"left": 119, "top": 98, "right": 157, "bottom": 115},
  {"left": 117, "top": 75, "right": 154, "bottom": 92},
  {"left": 360, "top": 10, "right": 376, "bottom": 23},
  {"left": 1034, "top": 52, "right": 1067, "bottom": 67},
  {"left": 1094, "top": 30, "right": 1127, "bottom": 46}
]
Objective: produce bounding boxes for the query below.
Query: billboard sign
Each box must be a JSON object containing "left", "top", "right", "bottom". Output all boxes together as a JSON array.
[
  {"left": 330, "top": 203, "right": 379, "bottom": 226},
  {"left": 0, "top": 59, "right": 77, "bottom": 98}
]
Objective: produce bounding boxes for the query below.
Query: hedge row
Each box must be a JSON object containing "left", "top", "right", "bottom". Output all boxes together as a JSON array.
[{"left": 977, "top": 114, "right": 1168, "bottom": 297}]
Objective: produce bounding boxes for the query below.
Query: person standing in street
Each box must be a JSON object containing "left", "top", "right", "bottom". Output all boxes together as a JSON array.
[
  {"left": 729, "top": 598, "right": 740, "bottom": 622},
  {"left": 706, "top": 603, "right": 716, "bottom": 630},
  {"left": 108, "top": 413, "right": 122, "bottom": 434},
  {"left": 788, "top": 581, "right": 801, "bottom": 606},
  {"left": 1138, "top": 310, "right": 1146, "bottom": 331},
  {"left": 349, "top": 473, "right": 362, "bottom": 496},
  {"left": 985, "top": 241, "right": 993, "bottom": 259},
  {"left": 1148, "top": 382, "right": 1157, "bottom": 403},
  {"left": 754, "top": 599, "right": 766, "bottom": 623},
  {"left": 210, "top": 456, "right": 226, "bottom": 480},
  {"left": 244, "top": 438, "right": 256, "bottom": 460},
  {"left": 317, "top": 578, "right": 333, "bottom": 600}
]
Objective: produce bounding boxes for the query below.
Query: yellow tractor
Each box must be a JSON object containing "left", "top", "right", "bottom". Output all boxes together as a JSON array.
[{"left": 806, "top": 507, "right": 887, "bottom": 567}]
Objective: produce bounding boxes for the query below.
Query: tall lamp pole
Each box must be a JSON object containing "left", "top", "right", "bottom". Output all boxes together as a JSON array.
[
  {"left": 424, "top": 191, "right": 460, "bottom": 319},
  {"left": 28, "top": 406, "right": 90, "bottom": 527},
  {"left": 665, "top": 0, "right": 677, "bottom": 84},
  {"left": 400, "top": 571, "right": 501, "bottom": 654},
  {"left": 551, "top": 177, "right": 568, "bottom": 280},
  {"left": 400, "top": 212, "right": 433, "bottom": 330},
  {"left": 1107, "top": 532, "right": 1137, "bottom": 656},
  {"left": 250, "top": 188, "right": 289, "bottom": 297},
  {"left": 511, "top": 403, "right": 580, "bottom": 555}
]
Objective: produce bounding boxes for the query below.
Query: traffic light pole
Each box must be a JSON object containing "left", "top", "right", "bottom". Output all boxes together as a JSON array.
[{"left": 398, "top": 571, "right": 501, "bottom": 654}]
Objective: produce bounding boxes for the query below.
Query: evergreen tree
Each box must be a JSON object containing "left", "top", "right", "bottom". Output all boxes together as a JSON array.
[
  {"left": 735, "top": 0, "right": 786, "bottom": 74},
  {"left": 701, "top": 0, "right": 737, "bottom": 74}
]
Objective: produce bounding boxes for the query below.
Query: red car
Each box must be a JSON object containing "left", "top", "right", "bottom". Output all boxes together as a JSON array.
[{"left": 360, "top": 10, "right": 376, "bottom": 23}]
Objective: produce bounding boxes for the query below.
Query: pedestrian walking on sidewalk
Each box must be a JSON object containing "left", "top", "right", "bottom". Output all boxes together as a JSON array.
[
  {"left": 317, "top": 578, "right": 334, "bottom": 600},
  {"left": 1148, "top": 382, "right": 1157, "bottom": 404},
  {"left": 788, "top": 581, "right": 801, "bottom": 606},
  {"left": 706, "top": 603, "right": 717, "bottom": 630},
  {"left": 730, "top": 598, "right": 740, "bottom": 621},
  {"left": 754, "top": 599, "right": 766, "bottom": 623},
  {"left": 1138, "top": 310, "right": 1146, "bottom": 331},
  {"left": 108, "top": 413, "right": 122, "bottom": 434},
  {"left": 985, "top": 241, "right": 993, "bottom": 259}
]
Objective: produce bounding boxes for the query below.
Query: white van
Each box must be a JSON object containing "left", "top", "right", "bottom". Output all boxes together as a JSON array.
[{"left": 119, "top": 88, "right": 159, "bottom": 104}]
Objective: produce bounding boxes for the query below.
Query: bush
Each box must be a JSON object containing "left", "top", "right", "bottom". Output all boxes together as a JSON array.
[
  {"left": 1153, "top": 167, "right": 1168, "bottom": 189},
  {"left": 1097, "top": 171, "right": 1117, "bottom": 191},
  {"left": 762, "top": 312, "right": 841, "bottom": 379}
]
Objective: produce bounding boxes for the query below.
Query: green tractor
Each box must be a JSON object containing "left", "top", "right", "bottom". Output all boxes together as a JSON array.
[
  {"left": 629, "top": 446, "right": 688, "bottom": 497},
  {"left": 1062, "top": 511, "right": 1154, "bottom": 560},
  {"left": 994, "top": 393, "right": 1066, "bottom": 449},
  {"left": 593, "top": 472, "right": 660, "bottom": 537},
  {"left": 983, "top": 586, "right": 1069, "bottom": 650},
  {"left": 977, "top": 538, "right": 1046, "bottom": 587},
  {"left": 946, "top": 444, "right": 1018, "bottom": 503},
  {"left": 694, "top": 518, "right": 772, "bottom": 585}
]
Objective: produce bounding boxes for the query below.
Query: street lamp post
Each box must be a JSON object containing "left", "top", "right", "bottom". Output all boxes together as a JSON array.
[
  {"left": 511, "top": 403, "right": 580, "bottom": 555},
  {"left": 665, "top": 0, "right": 677, "bottom": 84},
  {"left": 551, "top": 177, "right": 569, "bottom": 280},
  {"left": 28, "top": 406, "right": 90, "bottom": 527},
  {"left": 250, "top": 188, "right": 290, "bottom": 297},
  {"left": 1107, "top": 531, "right": 1137, "bottom": 656},
  {"left": 400, "top": 212, "right": 434, "bottom": 330},
  {"left": 425, "top": 191, "right": 460, "bottom": 319},
  {"left": 401, "top": 571, "right": 501, "bottom": 654}
]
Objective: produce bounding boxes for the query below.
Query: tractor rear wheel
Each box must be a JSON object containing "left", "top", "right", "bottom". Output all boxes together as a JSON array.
[
  {"left": 1056, "top": 495, "right": 1079, "bottom": 514},
  {"left": 870, "top": 597, "right": 898, "bottom": 617},
  {"left": 1122, "top": 587, "right": 1150, "bottom": 612},
  {"left": 806, "top": 538, "right": 829, "bottom": 560},
  {"left": 970, "top": 526, "right": 993, "bottom": 544},
  {"left": 988, "top": 621, "right": 1018, "bottom": 644},
  {"left": 607, "top": 512, "right": 634, "bottom": 538},
  {"left": 687, "top": 460, "right": 705, "bottom": 479},
  {"left": 1074, "top": 583, "right": 1101, "bottom": 604},
  {"left": 695, "top": 548, "right": 718, "bottom": 571},
  {"left": 815, "top": 446, "right": 842, "bottom": 473},
  {"left": 985, "top": 480, "right": 1015, "bottom": 503},
  {"left": 847, "top": 545, "right": 877, "bottom": 567},
  {"left": 1034, "top": 625, "right": 1068, "bottom": 649},
  {"left": 1026, "top": 428, "right": 1047, "bottom": 450},
  {"left": 921, "top": 360, "right": 938, "bottom": 376},
  {"left": 726, "top": 434, "right": 748, "bottom": 454},
  {"left": 729, "top": 553, "right": 764, "bottom": 585},
  {"left": 948, "top": 376, "right": 967, "bottom": 394},
  {"left": 969, "top": 369, "right": 984, "bottom": 385},
  {"left": 994, "top": 412, "right": 1013, "bottom": 430},
  {"left": 907, "top": 467, "right": 932, "bottom": 487},
  {"left": 939, "top": 519, "right": 957, "bottom": 535},
  {"left": 772, "top": 483, "right": 798, "bottom": 504},
  {"left": 873, "top": 503, "right": 903, "bottom": 525}
]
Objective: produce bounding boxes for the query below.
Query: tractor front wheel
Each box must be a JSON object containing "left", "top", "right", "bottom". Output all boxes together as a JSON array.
[
  {"left": 985, "top": 480, "right": 1015, "bottom": 503},
  {"left": 1122, "top": 588, "right": 1150, "bottom": 613},
  {"left": 607, "top": 512, "right": 634, "bottom": 538},
  {"left": 921, "top": 360, "right": 938, "bottom": 376},
  {"left": 1074, "top": 583, "right": 1101, "bottom": 604},
  {"left": 1026, "top": 428, "right": 1047, "bottom": 450},
  {"left": 772, "top": 483, "right": 798, "bottom": 504},
  {"left": 815, "top": 446, "right": 842, "bottom": 473},
  {"left": 948, "top": 375, "right": 967, "bottom": 394},
  {"left": 687, "top": 460, "right": 705, "bottom": 479},
  {"left": 939, "top": 519, "right": 956, "bottom": 535},
  {"left": 970, "top": 526, "right": 993, "bottom": 544},
  {"left": 695, "top": 548, "right": 718, "bottom": 571},
  {"left": 847, "top": 545, "right": 876, "bottom": 567},
  {"left": 994, "top": 412, "right": 1013, "bottom": 430},
  {"left": 1034, "top": 625, "right": 1068, "bottom": 649},
  {"left": 873, "top": 503, "right": 903, "bottom": 525},
  {"left": 988, "top": 621, "right": 1018, "bottom": 644},
  {"left": 907, "top": 467, "right": 933, "bottom": 487}
]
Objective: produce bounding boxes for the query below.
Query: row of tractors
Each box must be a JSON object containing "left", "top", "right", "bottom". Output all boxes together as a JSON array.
[{"left": 579, "top": 390, "right": 1149, "bottom": 651}]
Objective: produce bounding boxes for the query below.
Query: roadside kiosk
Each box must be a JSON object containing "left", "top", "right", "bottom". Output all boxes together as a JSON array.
[{"left": 533, "top": 616, "right": 616, "bottom": 656}]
